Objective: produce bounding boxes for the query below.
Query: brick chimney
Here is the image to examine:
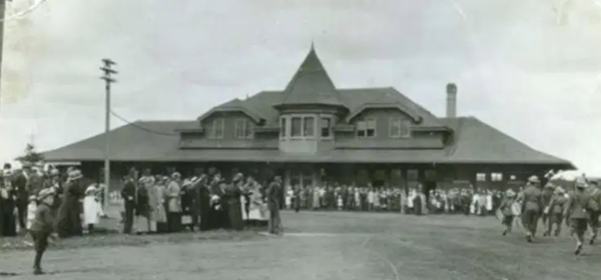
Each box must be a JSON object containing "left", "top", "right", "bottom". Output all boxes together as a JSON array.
[{"left": 446, "top": 83, "right": 457, "bottom": 118}]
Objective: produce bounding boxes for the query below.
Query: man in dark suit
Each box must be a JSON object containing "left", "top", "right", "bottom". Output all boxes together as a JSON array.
[
  {"left": 12, "top": 163, "right": 31, "bottom": 233},
  {"left": 521, "top": 176, "right": 544, "bottom": 243},
  {"left": 266, "top": 176, "right": 282, "bottom": 234}
]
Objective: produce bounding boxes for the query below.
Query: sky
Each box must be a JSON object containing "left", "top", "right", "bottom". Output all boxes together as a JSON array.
[{"left": 1, "top": 0, "right": 600, "bottom": 175}]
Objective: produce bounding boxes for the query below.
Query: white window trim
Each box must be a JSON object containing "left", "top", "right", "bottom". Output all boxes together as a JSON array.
[
  {"left": 234, "top": 119, "right": 254, "bottom": 139},
  {"left": 281, "top": 114, "right": 317, "bottom": 140},
  {"left": 389, "top": 118, "right": 412, "bottom": 138},
  {"left": 207, "top": 118, "right": 225, "bottom": 139},
  {"left": 279, "top": 116, "right": 288, "bottom": 140},
  {"left": 356, "top": 118, "right": 377, "bottom": 138},
  {"left": 320, "top": 116, "right": 333, "bottom": 139},
  {"left": 389, "top": 117, "right": 401, "bottom": 138}
]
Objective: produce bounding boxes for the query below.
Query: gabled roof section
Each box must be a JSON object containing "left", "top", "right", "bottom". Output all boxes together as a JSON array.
[
  {"left": 197, "top": 98, "right": 264, "bottom": 123},
  {"left": 439, "top": 117, "right": 574, "bottom": 166},
  {"left": 274, "top": 46, "right": 346, "bottom": 109},
  {"left": 342, "top": 87, "right": 444, "bottom": 127},
  {"left": 346, "top": 103, "right": 423, "bottom": 123}
]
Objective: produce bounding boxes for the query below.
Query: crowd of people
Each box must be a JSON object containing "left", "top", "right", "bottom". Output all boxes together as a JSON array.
[
  {"left": 281, "top": 183, "right": 505, "bottom": 216},
  {"left": 2, "top": 161, "right": 600, "bottom": 274},
  {"left": 117, "top": 167, "right": 282, "bottom": 235},
  {"left": 0, "top": 163, "right": 285, "bottom": 275}
]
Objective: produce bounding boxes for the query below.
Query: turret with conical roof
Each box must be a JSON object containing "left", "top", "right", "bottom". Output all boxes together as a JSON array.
[{"left": 274, "top": 46, "right": 347, "bottom": 110}]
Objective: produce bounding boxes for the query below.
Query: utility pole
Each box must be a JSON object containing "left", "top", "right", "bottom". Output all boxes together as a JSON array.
[{"left": 100, "top": 58, "right": 117, "bottom": 207}]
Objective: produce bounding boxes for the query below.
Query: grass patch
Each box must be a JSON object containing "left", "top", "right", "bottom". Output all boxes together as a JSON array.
[{"left": 0, "top": 229, "right": 263, "bottom": 252}]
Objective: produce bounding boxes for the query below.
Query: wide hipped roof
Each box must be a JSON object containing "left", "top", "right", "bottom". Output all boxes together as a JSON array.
[{"left": 42, "top": 118, "right": 573, "bottom": 166}]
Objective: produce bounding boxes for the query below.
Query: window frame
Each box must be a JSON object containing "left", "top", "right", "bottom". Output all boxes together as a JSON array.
[
  {"left": 206, "top": 118, "right": 225, "bottom": 139},
  {"left": 302, "top": 116, "right": 315, "bottom": 137},
  {"left": 234, "top": 118, "right": 254, "bottom": 139},
  {"left": 320, "top": 116, "right": 333, "bottom": 139},
  {"left": 290, "top": 117, "right": 302, "bottom": 137},
  {"left": 356, "top": 118, "right": 377, "bottom": 138}
]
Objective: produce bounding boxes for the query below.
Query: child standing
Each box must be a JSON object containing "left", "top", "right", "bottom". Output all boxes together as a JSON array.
[{"left": 30, "top": 188, "right": 58, "bottom": 275}]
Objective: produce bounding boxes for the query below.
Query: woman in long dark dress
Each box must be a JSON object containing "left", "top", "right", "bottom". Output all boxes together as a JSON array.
[
  {"left": 225, "top": 173, "right": 244, "bottom": 231},
  {"left": 0, "top": 171, "right": 17, "bottom": 237},
  {"left": 56, "top": 171, "right": 85, "bottom": 238}
]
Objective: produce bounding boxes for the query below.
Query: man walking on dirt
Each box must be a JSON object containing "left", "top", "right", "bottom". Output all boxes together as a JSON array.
[{"left": 267, "top": 176, "right": 282, "bottom": 234}]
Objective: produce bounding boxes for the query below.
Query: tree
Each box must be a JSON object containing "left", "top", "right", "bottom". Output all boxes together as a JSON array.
[{"left": 16, "top": 143, "right": 44, "bottom": 164}]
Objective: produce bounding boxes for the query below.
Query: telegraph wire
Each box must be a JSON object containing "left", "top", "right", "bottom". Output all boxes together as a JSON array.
[{"left": 109, "top": 110, "right": 178, "bottom": 136}]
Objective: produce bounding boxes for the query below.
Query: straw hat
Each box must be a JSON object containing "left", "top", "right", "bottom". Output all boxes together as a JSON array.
[
  {"left": 555, "top": 187, "right": 565, "bottom": 194},
  {"left": 68, "top": 169, "right": 83, "bottom": 181},
  {"left": 506, "top": 189, "right": 516, "bottom": 197},
  {"left": 528, "top": 175, "right": 540, "bottom": 183},
  {"left": 575, "top": 179, "right": 588, "bottom": 188},
  {"left": 182, "top": 179, "right": 191, "bottom": 186},
  {"left": 172, "top": 172, "right": 181, "bottom": 179}
]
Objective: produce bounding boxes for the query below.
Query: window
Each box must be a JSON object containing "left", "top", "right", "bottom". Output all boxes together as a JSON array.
[
  {"left": 389, "top": 118, "right": 401, "bottom": 138},
  {"left": 491, "top": 173, "right": 503, "bottom": 182},
  {"left": 389, "top": 118, "right": 411, "bottom": 138},
  {"left": 303, "top": 116, "right": 315, "bottom": 137},
  {"left": 280, "top": 117, "right": 287, "bottom": 138},
  {"left": 206, "top": 118, "right": 224, "bottom": 139},
  {"left": 400, "top": 120, "right": 411, "bottom": 137},
  {"left": 321, "top": 117, "right": 332, "bottom": 138},
  {"left": 291, "top": 117, "right": 302, "bottom": 137},
  {"left": 213, "top": 118, "right": 224, "bottom": 139},
  {"left": 356, "top": 118, "right": 376, "bottom": 138},
  {"left": 476, "top": 173, "right": 487, "bottom": 181},
  {"left": 234, "top": 119, "right": 253, "bottom": 139}
]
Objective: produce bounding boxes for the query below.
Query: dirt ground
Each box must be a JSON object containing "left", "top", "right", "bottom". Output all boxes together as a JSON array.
[{"left": 1, "top": 211, "right": 600, "bottom": 280}]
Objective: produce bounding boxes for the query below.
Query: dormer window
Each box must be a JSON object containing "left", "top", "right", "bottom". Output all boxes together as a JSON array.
[
  {"left": 206, "top": 118, "right": 224, "bottom": 139},
  {"left": 356, "top": 118, "right": 376, "bottom": 138},
  {"left": 389, "top": 118, "right": 411, "bottom": 138},
  {"left": 234, "top": 119, "right": 254, "bottom": 139}
]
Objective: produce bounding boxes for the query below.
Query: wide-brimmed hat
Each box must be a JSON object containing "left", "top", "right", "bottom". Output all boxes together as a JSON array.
[
  {"left": 182, "top": 179, "right": 191, "bottom": 186},
  {"left": 85, "top": 185, "right": 97, "bottom": 195},
  {"left": 68, "top": 169, "right": 83, "bottom": 181},
  {"left": 506, "top": 189, "right": 516, "bottom": 197},
  {"left": 575, "top": 180, "right": 588, "bottom": 188},
  {"left": 555, "top": 187, "right": 565, "bottom": 194},
  {"left": 49, "top": 169, "right": 59, "bottom": 176},
  {"left": 171, "top": 172, "right": 181, "bottom": 179},
  {"left": 233, "top": 172, "right": 244, "bottom": 182},
  {"left": 528, "top": 175, "right": 540, "bottom": 183},
  {"left": 37, "top": 188, "right": 56, "bottom": 201}
]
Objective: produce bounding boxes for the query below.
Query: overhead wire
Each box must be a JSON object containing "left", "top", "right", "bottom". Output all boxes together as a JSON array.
[{"left": 109, "top": 110, "right": 179, "bottom": 136}]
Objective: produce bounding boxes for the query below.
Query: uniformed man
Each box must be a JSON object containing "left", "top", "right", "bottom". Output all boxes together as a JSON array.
[
  {"left": 587, "top": 180, "right": 600, "bottom": 244},
  {"left": 564, "top": 179, "right": 596, "bottom": 255},
  {"left": 266, "top": 176, "right": 282, "bottom": 234},
  {"left": 30, "top": 188, "right": 58, "bottom": 275},
  {"left": 521, "top": 175, "right": 544, "bottom": 242},
  {"left": 499, "top": 189, "right": 517, "bottom": 236},
  {"left": 545, "top": 187, "right": 567, "bottom": 237},
  {"left": 541, "top": 183, "right": 555, "bottom": 235}
]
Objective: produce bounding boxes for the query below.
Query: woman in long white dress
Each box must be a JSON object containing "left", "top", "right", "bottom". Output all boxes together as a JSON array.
[
  {"left": 83, "top": 184, "right": 100, "bottom": 234},
  {"left": 247, "top": 185, "right": 267, "bottom": 227}
]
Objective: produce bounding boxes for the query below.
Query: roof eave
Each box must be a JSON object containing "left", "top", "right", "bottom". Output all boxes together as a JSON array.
[
  {"left": 196, "top": 106, "right": 264, "bottom": 124},
  {"left": 346, "top": 103, "right": 422, "bottom": 123}
]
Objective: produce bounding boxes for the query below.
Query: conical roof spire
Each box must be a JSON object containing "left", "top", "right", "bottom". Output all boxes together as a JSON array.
[{"left": 275, "top": 46, "right": 346, "bottom": 108}]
